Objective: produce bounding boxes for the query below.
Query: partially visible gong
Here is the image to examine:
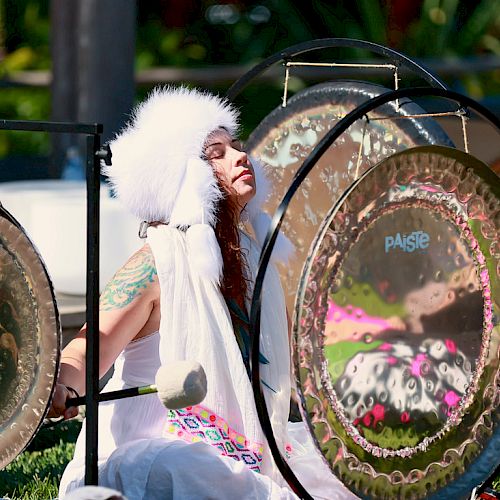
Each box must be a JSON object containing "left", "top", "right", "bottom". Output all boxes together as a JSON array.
[
  {"left": 247, "top": 81, "right": 453, "bottom": 313},
  {"left": 294, "top": 146, "right": 499, "bottom": 498},
  {"left": 0, "top": 203, "right": 60, "bottom": 468}
]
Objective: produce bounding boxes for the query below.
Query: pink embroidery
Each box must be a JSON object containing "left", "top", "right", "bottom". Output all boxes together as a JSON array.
[{"left": 165, "top": 405, "right": 264, "bottom": 472}]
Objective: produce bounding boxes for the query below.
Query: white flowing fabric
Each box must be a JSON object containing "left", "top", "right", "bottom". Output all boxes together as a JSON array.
[
  {"left": 59, "top": 226, "right": 357, "bottom": 499},
  {"left": 148, "top": 225, "right": 292, "bottom": 481}
]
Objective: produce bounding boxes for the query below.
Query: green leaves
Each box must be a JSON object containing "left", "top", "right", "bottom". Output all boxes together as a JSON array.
[
  {"left": 0, "top": 419, "right": 81, "bottom": 499},
  {"left": 0, "top": 441, "right": 76, "bottom": 499}
]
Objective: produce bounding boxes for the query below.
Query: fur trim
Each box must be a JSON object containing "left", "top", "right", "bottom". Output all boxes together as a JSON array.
[
  {"left": 103, "top": 86, "right": 238, "bottom": 226},
  {"left": 170, "top": 157, "right": 222, "bottom": 227},
  {"left": 105, "top": 85, "right": 292, "bottom": 269}
]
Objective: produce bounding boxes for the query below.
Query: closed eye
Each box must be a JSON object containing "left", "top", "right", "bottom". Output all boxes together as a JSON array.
[{"left": 204, "top": 145, "right": 225, "bottom": 160}]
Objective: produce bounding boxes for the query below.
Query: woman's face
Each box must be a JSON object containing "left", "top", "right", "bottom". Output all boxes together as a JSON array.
[{"left": 204, "top": 129, "right": 256, "bottom": 207}]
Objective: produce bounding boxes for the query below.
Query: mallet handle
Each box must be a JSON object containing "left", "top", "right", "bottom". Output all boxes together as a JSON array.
[{"left": 66, "top": 385, "right": 157, "bottom": 407}]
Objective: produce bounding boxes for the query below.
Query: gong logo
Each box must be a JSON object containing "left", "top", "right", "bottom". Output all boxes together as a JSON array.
[{"left": 385, "top": 230, "right": 430, "bottom": 253}]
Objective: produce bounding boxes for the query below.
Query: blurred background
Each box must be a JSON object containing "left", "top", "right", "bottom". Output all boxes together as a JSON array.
[
  {"left": 0, "top": 1, "right": 492, "bottom": 367},
  {"left": 0, "top": 0, "right": 498, "bottom": 180},
  {"left": 0, "top": 0, "right": 498, "bottom": 310},
  {"left": 0, "top": 4, "right": 499, "bottom": 498}
]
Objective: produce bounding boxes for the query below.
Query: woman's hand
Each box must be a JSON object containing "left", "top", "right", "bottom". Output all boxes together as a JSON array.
[{"left": 47, "top": 383, "right": 79, "bottom": 420}]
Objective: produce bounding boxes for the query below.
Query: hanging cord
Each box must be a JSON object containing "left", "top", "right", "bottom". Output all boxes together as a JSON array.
[
  {"left": 459, "top": 108, "right": 470, "bottom": 153},
  {"left": 368, "top": 110, "right": 464, "bottom": 121},
  {"left": 281, "top": 61, "right": 397, "bottom": 108},
  {"left": 354, "top": 115, "right": 369, "bottom": 181},
  {"left": 282, "top": 61, "right": 291, "bottom": 107},
  {"left": 286, "top": 61, "right": 397, "bottom": 69},
  {"left": 393, "top": 66, "right": 400, "bottom": 111},
  {"left": 368, "top": 108, "right": 470, "bottom": 153}
]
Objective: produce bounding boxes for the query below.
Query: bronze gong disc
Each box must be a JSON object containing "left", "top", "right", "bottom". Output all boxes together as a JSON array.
[
  {"left": 0, "top": 203, "right": 60, "bottom": 469},
  {"left": 246, "top": 81, "right": 453, "bottom": 313},
  {"left": 294, "top": 146, "right": 499, "bottom": 498}
]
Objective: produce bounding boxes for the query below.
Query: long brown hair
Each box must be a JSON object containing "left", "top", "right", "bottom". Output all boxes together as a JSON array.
[{"left": 213, "top": 175, "right": 249, "bottom": 305}]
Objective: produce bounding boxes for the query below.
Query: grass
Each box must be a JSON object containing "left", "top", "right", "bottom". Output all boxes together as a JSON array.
[{"left": 0, "top": 419, "right": 81, "bottom": 500}]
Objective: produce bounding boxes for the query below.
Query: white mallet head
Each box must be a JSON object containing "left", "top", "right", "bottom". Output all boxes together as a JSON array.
[{"left": 155, "top": 361, "right": 207, "bottom": 409}]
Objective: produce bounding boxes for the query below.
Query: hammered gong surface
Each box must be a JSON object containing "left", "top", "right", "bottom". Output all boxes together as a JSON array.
[
  {"left": 246, "top": 81, "right": 453, "bottom": 313},
  {"left": 294, "top": 146, "right": 499, "bottom": 498},
  {"left": 0, "top": 205, "right": 60, "bottom": 469}
]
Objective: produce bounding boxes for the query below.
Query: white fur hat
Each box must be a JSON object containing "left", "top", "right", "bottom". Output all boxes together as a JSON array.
[
  {"left": 104, "top": 86, "right": 238, "bottom": 228},
  {"left": 104, "top": 86, "right": 292, "bottom": 283}
]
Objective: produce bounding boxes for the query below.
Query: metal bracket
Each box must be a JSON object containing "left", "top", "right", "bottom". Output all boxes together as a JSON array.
[
  {"left": 138, "top": 221, "right": 149, "bottom": 239},
  {"left": 95, "top": 144, "right": 112, "bottom": 165}
]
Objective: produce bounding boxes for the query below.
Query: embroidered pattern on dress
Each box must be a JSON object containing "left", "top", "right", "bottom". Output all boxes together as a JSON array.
[{"left": 165, "top": 405, "right": 264, "bottom": 472}]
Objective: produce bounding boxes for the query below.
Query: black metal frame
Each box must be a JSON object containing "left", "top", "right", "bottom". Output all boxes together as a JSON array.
[
  {"left": 248, "top": 86, "right": 500, "bottom": 498},
  {"left": 225, "top": 37, "right": 452, "bottom": 498},
  {"left": 226, "top": 37, "right": 448, "bottom": 102},
  {"left": 0, "top": 119, "right": 104, "bottom": 485}
]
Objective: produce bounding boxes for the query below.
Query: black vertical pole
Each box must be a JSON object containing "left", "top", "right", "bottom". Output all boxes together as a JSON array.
[
  {"left": 77, "top": 0, "right": 136, "bottom": 145},
  {"left": 50, "top": 0, "right": 78, "bottom": 177},
  {"left": 85, "top": 133, "right": 100, "bottom": 485}
]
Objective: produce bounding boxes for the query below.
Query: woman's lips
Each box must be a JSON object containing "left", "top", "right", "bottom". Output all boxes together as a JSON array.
[{"left": 234, "top": 170, "right": 253, "bottom": 182}]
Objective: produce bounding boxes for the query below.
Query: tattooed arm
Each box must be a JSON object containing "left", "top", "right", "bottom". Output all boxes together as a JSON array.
[{"left": 48, "top": 244, "right": 160, "bottom": 418}]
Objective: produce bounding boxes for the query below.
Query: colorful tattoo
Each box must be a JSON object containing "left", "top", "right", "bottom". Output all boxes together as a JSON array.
[{"left": 99, "top": 246, "right": 157, "bottom": 311}]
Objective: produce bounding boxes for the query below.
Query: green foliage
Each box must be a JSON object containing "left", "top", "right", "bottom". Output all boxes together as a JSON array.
[
  {"left": 0, "top": 88, "right": 50, "bottom": 157},
  {"left": 0, "top": 0, "right": 498, "bottom": 159},
  {"left": 493, "top": 474, "right": 500, "bottom": 491},
  {"left": 4, "top": 475, "right": 59, "bottom": 500},
  {"left": 0, "top": 1, "right": 51, "bottom": 158},
  {"left": 410, "top": 0, "right": 500, "bottom": 57},
  {"left": 1, "top": 0, "right": 50, "bottom": 75},
  {"left": 134, "top": 0, "right": 500, "bottom": 106},
  {"left": 0, "top": 441, "right": 75, "bottom": 498},
  {"left": 0, "top": 419, "right": 80, "bottom": 499},
  {"left": 135, "top": 1, "right": 500, "bottom": 66},
  {"left": 25, "top": 419, "right": 82, "bottom": 452}
]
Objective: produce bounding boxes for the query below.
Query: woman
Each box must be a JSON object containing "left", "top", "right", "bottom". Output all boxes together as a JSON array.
[{"left": 50, "top": 87, "right": 357, "bottom": 499}]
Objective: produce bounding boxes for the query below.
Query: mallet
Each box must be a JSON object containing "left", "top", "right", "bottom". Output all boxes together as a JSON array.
[{"left": 66, "top": 360, "right": 207, "bottom": 410}]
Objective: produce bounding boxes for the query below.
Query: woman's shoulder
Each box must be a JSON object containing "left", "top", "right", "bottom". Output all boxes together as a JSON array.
[
  {"left": 99, "top": 243, "right": 159, "bottom": 311},
  {"left": 120, "top": 244, "right": 158, "bottom": 283}
]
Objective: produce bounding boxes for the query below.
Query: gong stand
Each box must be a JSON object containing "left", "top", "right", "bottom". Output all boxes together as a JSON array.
[
  {"left": 0, "top": 119, "right": 107, "bottom": 486},
  {"left": 225, "top": 39, "right": 500, "bottom": 499},
  {"left": 226, "top": 37, "right": 448, "bottom": 101},
  {"left": 228, "top": 38, "right": 450, "bottom": 499},
  {"left": 247, "top": 87, "right": 499, "bottom": 498}
]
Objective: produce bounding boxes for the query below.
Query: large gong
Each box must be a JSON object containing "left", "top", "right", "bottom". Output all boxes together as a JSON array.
[
  {"left": 246, "top": 81, "right": 453, "bottom": 312},
  {"left": 294, "top": 145, "right": 499, "bottom": 498},
  {"left": 0, "top": 204, "right": 60, "bottom": 468}
]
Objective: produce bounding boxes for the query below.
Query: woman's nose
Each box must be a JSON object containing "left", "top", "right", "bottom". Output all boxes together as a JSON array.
[{"left": 229, "top": 146, "right": 248, "bottom": 165}]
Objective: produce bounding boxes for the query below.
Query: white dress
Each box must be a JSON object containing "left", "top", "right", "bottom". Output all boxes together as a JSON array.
[{"left": 59, "top": 227, "right": 357, "bottom": 500}]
